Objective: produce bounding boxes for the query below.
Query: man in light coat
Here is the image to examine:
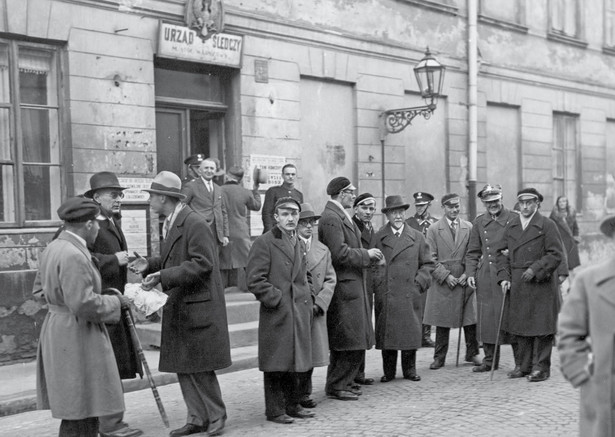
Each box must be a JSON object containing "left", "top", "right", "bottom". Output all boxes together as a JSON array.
[
  {"left": 129, "top": 171, "right": 231, "bottom": 437},
  {"left": 425, "top": 193, "right": 480, "bottom": 369},
  {"left": 247, "top": 197, "right": 315, "bottom": 424},
  {"left": 558, "top": 214, "right": 615, "bottom": 437},
  {"left": 35, "top": 197, "right": 130, "bottom": 437}
]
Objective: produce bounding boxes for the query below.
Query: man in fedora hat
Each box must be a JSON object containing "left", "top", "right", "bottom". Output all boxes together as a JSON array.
[
  {"left": 497, "top": 188, "right": 564, "bottom": 383},
  {"left": 318, "top": 177, "right": 383, "bottom": 401},
  {"left": 261, "top": 163, "right": 303, "bottom": 233},
  {"left": 219, "top": 165, "right": 261, "bottom": 289},
  {"left": 373, "top": 195, "right": 434, "bottom": 382},
  {"left": 129, "top": 171, "right": 231, "bottom": 437},
  {"left": 559, "top": 214, "right": 615, "bottom": 436},
  {"left": 296, "top": 202, "right": 337, "bottom": 409},
  {"left": 424, "top": 193, "right": 480, "bottom": 370},
  {"left": 247, "top": 198, "right": 315, "bottom": 424},
  {"left": 406, "top": 191, "right": 439, "bottom": 347},
  {"left": 83, "top": 172, "right": 142, "bottom": 437}
]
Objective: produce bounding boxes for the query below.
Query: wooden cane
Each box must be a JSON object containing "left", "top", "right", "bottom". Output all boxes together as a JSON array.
[
  {"left": 455, "top": 287, "right": 466, "bottom": 367},
  {"left": 490, "top": 286, "right": 508, "bottom": 382}
]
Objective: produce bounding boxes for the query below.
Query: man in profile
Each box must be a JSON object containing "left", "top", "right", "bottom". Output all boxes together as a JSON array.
[{"left": 261, "top": 163, "right": 303, "bottom": 233}]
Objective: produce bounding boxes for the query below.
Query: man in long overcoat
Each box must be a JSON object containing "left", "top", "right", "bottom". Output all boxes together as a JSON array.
[
  {"left": 558, "top": 215, "right": 615, "bottom": 437},
  {"left": 36, "top": 197, "right": 130, "bottom": 436},
  {"left": 129, "top": 171, "right": 231, "bottom": 437},
  {"left": 373, "top": 195, "right": 434, "bottom": 382},
  {"left": 318, "top": 177, "right": 383, "bottom": 401},
  {"left": 219, "top": 166, "right": 261, "bottom": 289},
  {"left": 497, "top": 188, "right": 563, "bottom": 383},
  {"left": 465, "top": 184, "right": 519, "bottom": 374},
  {"left": 424, "top": 193, "right": 480, "bottom": 369},
  {"left": 247, "top": 197, "right": 315, "bottom": 424}
]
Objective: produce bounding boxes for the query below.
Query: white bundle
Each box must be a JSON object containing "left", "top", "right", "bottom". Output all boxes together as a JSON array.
[{"left": 124, "top": 283, "right": 168, "bottom": 316}]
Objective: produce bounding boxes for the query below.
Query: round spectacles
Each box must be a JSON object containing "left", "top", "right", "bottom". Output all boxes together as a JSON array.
[{"left": 104, "top": 191, "right": 125, "bottom": 200}]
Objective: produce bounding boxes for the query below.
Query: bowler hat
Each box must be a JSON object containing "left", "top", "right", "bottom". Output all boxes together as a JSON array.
[
  {"left": 327, "top": 177, "right": 354, "bottom": 196},
  {"left": 142, "top": 171, "right": 186, "bottom": 199},
  {"left": 84, "top": 172, "right": 126, "bottom": 198},
  {"left": 227, "top": 166, "right": 245, "bottom": 180},
  {"left": 299, "top": 203, "right": 321, "bottom": 221},
  {"left": 478, "top": 184, "right": 503, "bottom": 202},
  {"left": 57, "top": 197, "right": 100, "bottom": 223},
  {"left": 600, "top": 215, "right": 615, "bottom": 238},
  {"left": 413, "top": 192, "right": 434, "bottom": 205},
  {"left": 381, "top": 195, "right": 410, "bottom": 213},
  {"left": 517, "top": 187, "right": 543, "bottom": 203},
  {"left": 354, "top": 193, "right": 376, "bottom": 208}
]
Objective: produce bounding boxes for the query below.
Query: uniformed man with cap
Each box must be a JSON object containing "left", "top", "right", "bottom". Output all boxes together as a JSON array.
[
  {"left": 261, "top": 163, "right": 304, "bottom": 233},
  {"left": 183, "top": 153, "right": 206, "bottom": 184},
  {"left": 497, "top": 188, "right": 564, "bottom": 383}
]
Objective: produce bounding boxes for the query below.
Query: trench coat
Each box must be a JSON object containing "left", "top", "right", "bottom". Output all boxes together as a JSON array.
[
  {"left": 318, "top": 201, "right": 374, "bottom": 351},
  {"left": 247, "top": 226, "right": 313, "bottom": 372},
  {"left": 424, "top": 218, "right": 476, "bottom": 328},
  {"left": 36, "top": 231, "right": 124, "bottom": 419},
  {"left": 496, "top": 212, "right": 563, "bottom": 336},
  {"left": 558, "top": 257, "right": 615, "bottom": 437},
  {"left": 373, "top": 224, "right": 434, "bottom": 350},
  {"left": 219, "top": 181, "right": 261, "bottom": 269},
  {"left": 305, "top": 237, "right": 337, "bottom": 367},
  {"left": 145, "top": 206, "right": 231, "bottom": 373},
  {"left": 182, "top": 178, "right": 229, "bottom": 244},
  {"left": 464, "top": 208, "right": 516, "bottom": 344}
]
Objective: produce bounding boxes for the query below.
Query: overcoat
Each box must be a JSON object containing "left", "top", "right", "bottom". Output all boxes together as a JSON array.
[
  {"left": 496, "top": 212, "right": 563, "bottom": 336},
  {"left": 305, "top": 237, "right": 337, "bottom": 367},
  {"left": 549, "top": 208, "right": 581, "bottom": 270},
  {"left": 424, "top": 217, "right": 476, "bottom": 328},
  {"left": 318, "top": 201, "right": 374, "bottom": 351},
  {"left": 558, "top": 257, "right": 615, "bottom": 437},
  {"left": 464, "top": 208, "right": 516, "bottom": 343},
  {"left": 353, "top": 215, "right": 376, "bottom": 307},
  {"left": 219, "top": 181, "right": 261, "bottom": 269},
  {"left": 182, "top": 178, "right": 229, "bottom": 244},
  {"left": 36, "top": 231, "right": 124, "bottom": 419},
  {"left": 145, "top": 206, "right": 231, "bottom": 373},
  {"left": 247, "top": 226, "right": 313, "bottom": 372},
  {"left": 373, "top": 224, "right": 434, "bottom": 350}
]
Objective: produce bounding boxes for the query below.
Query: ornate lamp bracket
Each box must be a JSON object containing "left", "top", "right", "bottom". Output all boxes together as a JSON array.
[{"left": 381, "top": 102, "right": 437, "bottom": 134}]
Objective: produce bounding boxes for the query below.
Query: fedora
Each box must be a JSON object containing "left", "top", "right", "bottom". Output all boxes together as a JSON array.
[
  {"left": 84, "top": 172, "right": 126, "bottom": 198},
  {"left": 381, "top": 195, "right": 410, "bottom": 213},
  {"left": 299, "top": 203, "right": 321, "bottom": 221},
  {"left": 142, "top": 171, "right": 186, "bottom": 199}
]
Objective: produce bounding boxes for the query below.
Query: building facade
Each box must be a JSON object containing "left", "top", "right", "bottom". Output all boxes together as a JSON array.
[{"left": 1, "top": 0, "right": 614, "bottom": 363}]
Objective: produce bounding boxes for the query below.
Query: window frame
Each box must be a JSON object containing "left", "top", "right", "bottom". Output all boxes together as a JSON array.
[
  {"left": 552, "top": 112, "right": 581, "bottom": 212},
  {"left": 604, "top": 0, "right": 615, "bottom": 53},
  {"left": 547, "top": 0, "right": 588, "bottom": 48}
]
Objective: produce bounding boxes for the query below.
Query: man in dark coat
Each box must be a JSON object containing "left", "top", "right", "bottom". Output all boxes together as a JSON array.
[
  {"left": 261, "top": 163, "right": 303, "bottom": 233},
  {"left": 497, "top": 188, "right": 563, "bottom": 383},
  {"left": 84, "top": 171, "right": 142, "bottom": 437},
  {"left": 406, "top": 191, "right": 439, "bottom": 347},
  {"left": 318, "top": 177, "right": 383, "bottom": 401},
  {"left": 129, "top": 171, "right": 231, "bottom": 437},
  {"left": 247, "top": 197, "right": 315, "bottom": 424}
]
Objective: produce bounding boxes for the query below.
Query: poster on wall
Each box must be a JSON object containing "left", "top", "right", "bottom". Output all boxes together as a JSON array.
[
  {"left": 121, "top": 207, "right": 150, "bottom": 257},
  {"left": 118, "top": 177, "right": 152, "bottom": 203}
]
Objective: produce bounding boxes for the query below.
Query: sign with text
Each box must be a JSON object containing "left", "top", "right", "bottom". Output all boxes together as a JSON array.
[
  {"left": 244, "top": 154, "right": 288, "bottom": 191},
  {"left": 121, "top": 207, "right": 150, "bottom": 257},
  {"left": 157, "top": 22, "right": 242, "bottom": 68},
  {"left": 118, "top": 177, "right": 151, "bottom": 203}
]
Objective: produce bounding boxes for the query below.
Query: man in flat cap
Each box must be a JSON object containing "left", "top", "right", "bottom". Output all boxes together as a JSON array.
[
  {"left": 129, "top": 171, "right": 231, "bottom": 437},
  {"left": 219, "top": 166, "right": 261, "bottom": 289},
  {"left": 406, "top": 191, "right": 439, "bottom": 347},
  {"left": 425, "top": 193, "right": 480, "bottom": 370},
  {"left": 497, "top": 188, "right": 563, "bottom": 382},
  {"left": 261, "top": 163, "right": 304, "bottom": 233},
  {"left": 84, "top": 172, "right": 142, "bottom": 437},
  {"left": 465, "top": 184, "right": 519, "bottom": 374},
  {"left": 247, "top": 198, "right": 315, "bottom": 424},
  {"left": 35, "top": 197, "right": 133, "bottom": 437},
  {"left": 318, "top": 177, "right": 383, "bottom": 401},
  {"left": 558, "top": 215, "right": 615, "bottom": 435}
]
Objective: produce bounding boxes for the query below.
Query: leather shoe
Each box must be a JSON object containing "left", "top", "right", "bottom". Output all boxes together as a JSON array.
[
  {"left": 347, "top": 385, "right": 362, "bottom": 396},
  {"left": 169, "top": 423, "right": 207, "bottom": 437},
  {"left": 465, "top": 355, "right": 482, "bottom": 365},
  {"left": 100, "top": 427, "right": 143, "bottom": 437},
  {"left": 266, "top": 414, "right": 294, "bottom": 424},
  {"left": 354, "top": 376, "right": 375, "bottom": 385},
  {"left": 380, "top": 375, "right": 395, "bottom": 383},
  {"left": 326, "top": 390, "right": 359, "bottom": 401},
  {"left": 403, "top": 374, "right": 421, "bottom": 381},
  {"left": 286, "top": 408, "right": 315, "bottom": 419},
  {"left": 429, "top": 360, "right": 444, "bottom": 370},
  {"left": 422, "top": 338, "right": 436, "bottom": 347},
  {"left": 527, "top": 370, "right": 549, "bottom": 382},
  {"left": 206, "top": 416, "right": 226, "bottom": 436},
  {"left": 299, "top": 396, "right": 317, "bottom": 409},
  {"left": 472, "top": 364, "right": 491, "bottom": 373},
  {"left": 507, "top": 367, "right": 530, "bottom": 379}
]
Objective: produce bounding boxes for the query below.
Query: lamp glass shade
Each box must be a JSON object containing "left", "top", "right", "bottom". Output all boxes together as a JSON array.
[{"left": 413, "top": 48, "right": 445, "bottom": 102}]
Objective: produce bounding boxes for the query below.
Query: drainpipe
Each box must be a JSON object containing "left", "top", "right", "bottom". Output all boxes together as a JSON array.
[{"left": 467, "top": 0, "right": 478, "bottom": 220}]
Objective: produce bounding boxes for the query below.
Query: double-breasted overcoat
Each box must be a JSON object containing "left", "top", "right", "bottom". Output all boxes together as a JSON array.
[
  {"left": 373, "top": 224, "right": 434, "bottom": 350},
  {"left": 182, "top": 178, "right": 229, "bottom": 244},
  {"left": 247, "top": 226, "right": 313, "bottom": 372}
]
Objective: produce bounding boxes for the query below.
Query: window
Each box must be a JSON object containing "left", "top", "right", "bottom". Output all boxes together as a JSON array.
[
  {"left": 0, "top": 40, "right": 64, "bottom": 226},
  {"left": 605, "top": 0, "right": 615, "bottom": 47},
  {"left": 550, "top": 0, "right": 582, "bottom": 38},
  {"left": 480, "top": 0, "right": 524, "bottom": 25},
  {"left": 552, "top": 113, "right": 580, "bottom": 210}
]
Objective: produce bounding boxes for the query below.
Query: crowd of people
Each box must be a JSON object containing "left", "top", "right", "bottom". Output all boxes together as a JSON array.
[{"left": 34, "top": 156, "right": 606, "bottom": 437}]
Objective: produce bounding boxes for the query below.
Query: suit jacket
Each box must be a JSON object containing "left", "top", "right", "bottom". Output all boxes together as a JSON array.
[
  {"left": 146, "top": 206, "right": 231, "bottom": 373},
  {"left": 182, "top": 178, "right": 229, "bottom": 244}
]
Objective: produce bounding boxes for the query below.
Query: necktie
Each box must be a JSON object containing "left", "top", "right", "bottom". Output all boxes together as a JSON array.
[
  {"left": 289, "top": 233, "right": 296, "bottom": 247},
  {"left": 207, "top": 182, "right": 212, "bottom": 192},
  {"left": 162, "top": 216, "right": 171, "bottom": 239},
  {"left": 395, "top": 231, "right": 401, "bottom": 238},
  {"left": 451, "top": 221, "right": 457, "bottom": 240}
]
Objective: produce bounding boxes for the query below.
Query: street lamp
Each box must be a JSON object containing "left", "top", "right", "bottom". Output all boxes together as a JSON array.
[{"left": 381, "top": 48, "right": 446, "bottom": 134}]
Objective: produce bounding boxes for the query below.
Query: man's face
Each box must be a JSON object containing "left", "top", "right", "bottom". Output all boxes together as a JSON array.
[
  {"left": 386, "top": 208, "right": 406, "bottom": 229},
  {"left": 148, "top": 193, "right": 164, "bottom": 215},
  {"left": 443, "top": 202, "right": 461, "bottom": 221},
  {"left": 85, "top": 219, "right": 100, "bottom": 245},
  {"left": 339, "top": 188, "right": 356, "bottom": 208},
  {"left": 275, "top": 206, "right": 299, "bottom": 232},
  {"left": 482, "top": 198, "right": 503, "bottom": 216},
  {"left": 282, "top": 166, "right": 297, "bottom": 186},
  {"left": 93, "top": 189, "right": 123, "bottom": 216},
  {"left": 297, "top": 218, "right": 316, "bottom": 239},
  {"left": 199, "top": 160, "right": 216, "bottom": 181},
  {"left": 415, "top": 203, "right": 429, "bottom": 217},
  {"left": 354, "top": 201, "right": 376, "bottom": 223},
  {"left": 518, "top": 199, "right": 538, "bottom": 218}
]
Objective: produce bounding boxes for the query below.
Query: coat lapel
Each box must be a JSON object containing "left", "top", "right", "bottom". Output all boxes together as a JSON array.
[
  {"left": 271, "top": 227, "right": 295, "bottom": 262},
  {"left": 511, "top": 213, "right": 545, "bottom": 251},
  {"left": 389, "top": 225, "right": 415, "bottom": 261},
  {"left": 161, "top": 208, "right": 189, "bottom": 266},
  {"left": 436, "top": 219, "right": 456, "bottom": 252}
]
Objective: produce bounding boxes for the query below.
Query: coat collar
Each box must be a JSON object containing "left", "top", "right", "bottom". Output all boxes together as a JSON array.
[
  {"left": 433, "top": 217, "right": 470, "bottom": 251},
  {"left": 508, "top": 212, "right": 546, "bottom": 250},
  {"left": 325, "top": 201, "right": 362, "bottom": 241},
  {"left": 161, "top": 206, "right": 191, "bottom": 264},
  {"left": 379, "top": 223, "right": 416, "bottom": 260},
  {"left": 271, "top": 225, "right": 296, "bottom": 262},
  {"left": 593, "top": 258, "right": 615, "bottom": 306},
  {"left": 58, "top": 230, "right": 91, "bottom": 261}
]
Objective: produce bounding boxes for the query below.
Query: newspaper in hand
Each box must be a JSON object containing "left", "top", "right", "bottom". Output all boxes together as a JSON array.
[{"left": 124, "top": 282, "right": 168, "bottom": 316}]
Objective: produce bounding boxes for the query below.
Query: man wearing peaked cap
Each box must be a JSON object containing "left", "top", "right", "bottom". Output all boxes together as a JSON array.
[
  {"left": 261, "top": 163, "right": 304, "bottom": 233},
  {"left": 183, "top": 153, "right": 206, "bottom": 183}
]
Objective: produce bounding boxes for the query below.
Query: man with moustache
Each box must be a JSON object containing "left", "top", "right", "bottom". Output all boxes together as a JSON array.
[{"left": 261, "top": 164, "right": 304, "bottom": 233}]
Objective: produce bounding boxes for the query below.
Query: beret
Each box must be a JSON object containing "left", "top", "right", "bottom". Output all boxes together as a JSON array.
[
  {"left": 57, "top": 197, "right": 100, "bottom": 223},
  {"left": 441, "top": 193, "right": 461, "bottom": 206},
  {"left": 354, "top": 192, "right": 376, "bottom": 208},
  {"left": 413, "top": 192, "right": 434, "bottom": 205},
  {"left": 517, "top": 187, "right": 544, "bottom": 202},
  {"left": 274, "top": 197, "right": 301, "bottom": 211},
  {"left": 327, "top": 176, "right": 353, "bottom": 196}
]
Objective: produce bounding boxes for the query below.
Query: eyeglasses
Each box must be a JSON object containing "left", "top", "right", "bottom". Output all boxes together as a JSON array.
[
  {"left": 341, "top": 189, "right": 355, "bottom": 195},
  {"left": 103, "top": 191, "right": 125, "bottom": 200}
]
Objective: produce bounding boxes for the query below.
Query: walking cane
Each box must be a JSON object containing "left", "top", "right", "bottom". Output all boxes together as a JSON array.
[
  {"left": 455, "top": 287, "right": 466, "bottom": 367},
  {"left": 490, "top": 283, "right": 509, "bottom": 382}
]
